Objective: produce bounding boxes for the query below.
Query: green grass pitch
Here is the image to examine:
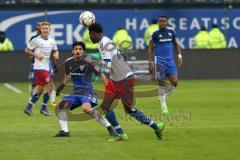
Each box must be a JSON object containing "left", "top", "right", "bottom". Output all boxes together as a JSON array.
[{"left": 0, "top": 80, "right": 240, "bottom": 160}]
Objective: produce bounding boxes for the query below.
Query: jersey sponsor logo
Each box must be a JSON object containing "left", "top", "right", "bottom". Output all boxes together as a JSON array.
[
  {"left": 159, "top": 38, "right": 172, "bottom": 42},
  {"left": 79, "top": 65, "right": 85, "bottom": 71},
  {"left": 70, "top": 72, "right": 84, "bottom": 76}
]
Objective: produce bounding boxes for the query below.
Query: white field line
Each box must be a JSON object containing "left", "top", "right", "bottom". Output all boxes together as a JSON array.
[{"left": 3, "top": 83, "right": 22, "bottom": 94}]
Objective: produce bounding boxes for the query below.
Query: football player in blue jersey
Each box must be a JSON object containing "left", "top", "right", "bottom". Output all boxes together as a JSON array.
[
  {"left": 54, "top": 41, "right": 116, "bottom": 138},
  {"left": 147, "top": 16, "right": 183, "bottom": 113}
]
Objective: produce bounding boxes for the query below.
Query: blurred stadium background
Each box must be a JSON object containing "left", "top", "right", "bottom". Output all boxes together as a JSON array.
[
  {"left": 0, "top": 1, "right": 240, "bottom": 160},
  {"left": 0, "top": 0, "right": 240, "bottom": 81}
]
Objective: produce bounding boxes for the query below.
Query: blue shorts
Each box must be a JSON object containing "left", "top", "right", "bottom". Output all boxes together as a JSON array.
[
  {"left": 154, "top": 57, "right": 178, "bottom": 80},
  {"left": 63, "top": 91, "right": 98, "bottom": 110}
]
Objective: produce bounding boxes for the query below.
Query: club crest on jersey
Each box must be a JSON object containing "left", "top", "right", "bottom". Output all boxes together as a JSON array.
[
  {"left": 159, "top": 34, "right": 162, "bottom": 38},
  {"left": 168, "top": 32, "right": 172, "bottom": 36},
  {"left": 79, "top": 65, "right": 85, "bottom": 71}
]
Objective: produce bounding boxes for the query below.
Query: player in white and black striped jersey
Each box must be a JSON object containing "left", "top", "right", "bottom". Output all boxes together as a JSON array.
[{"left": 89, "top": 23, "right": 165, "bottom": 140}]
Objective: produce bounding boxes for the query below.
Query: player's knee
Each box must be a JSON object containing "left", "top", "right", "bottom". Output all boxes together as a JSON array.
[
  {"left": 82, "top": 103, "right": 92, "bottom": 113},
  {"left": 57, "top": 100, "right": 69, "bottom": 110},
  {"left": 56, "top": 101, "right": 65, "bottom": 110},
  {"left": 172, "top": 82, "right": 178, "bottom": 87},
  {"left": 36, "top": 90, "right": 43, "bottom": 95},
  {"left": 101, "top": 103, "right": 111, "bottom": 112},
  {"left": 158, "top": 80, "right": 165, "bottom": 86},
  {"left": 124, "top": 105, "right": 134, "bottom": 114}
]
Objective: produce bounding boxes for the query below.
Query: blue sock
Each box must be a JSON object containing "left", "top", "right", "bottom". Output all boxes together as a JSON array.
[
  {"left": 42, "top": 93, "right": 50, "bottom": 110},
  {"left": 105, "top": 110, "right": 124, "bottom": 134},
  {"left": 128, "top": 107, "right": 158, "bottom": 130},
  {"left": 26, "top": 93, "right": 39, "bottom": 110}
]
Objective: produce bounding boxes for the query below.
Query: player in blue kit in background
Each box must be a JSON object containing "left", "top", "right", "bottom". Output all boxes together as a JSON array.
[
  {"left": 147, "top": 16, "right": 183, "bottom": 113},
  {"left": 54, "top": 41, "right": 116, "bottom": 138}
]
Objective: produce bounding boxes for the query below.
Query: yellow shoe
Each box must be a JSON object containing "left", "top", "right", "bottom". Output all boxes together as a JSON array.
[{"left": 51, "top": 102, "right": 58, "bottom": 107}]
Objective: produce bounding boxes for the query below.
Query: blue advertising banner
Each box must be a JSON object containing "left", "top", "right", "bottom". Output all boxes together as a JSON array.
[{"left": 0, "top": 9, "right": 239, "bottom": 50}]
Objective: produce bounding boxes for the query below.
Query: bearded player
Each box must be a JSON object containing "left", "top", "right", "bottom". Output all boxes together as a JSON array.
[{"left": 54, "top": 41, "right": 116, "bottom": 138}]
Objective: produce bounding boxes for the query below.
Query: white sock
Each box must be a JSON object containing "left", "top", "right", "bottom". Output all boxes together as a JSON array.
[
  {"left": 58, "top": 111, "right": 69, "bottom": 132},
  {"left": 158, "top": 86, "right": 166, "bottom": 108},
  {"left": 59, "top": 120, "right": 69, "bottom": 132},
  {"left": 89, "top": 109, "right": 111, "bottom": 127},
  {"left": 50, "top": 90, "right": 56, "bottom": 103},
  {"left": 165, "top": 84, "right": 175, "bottom": 96}
]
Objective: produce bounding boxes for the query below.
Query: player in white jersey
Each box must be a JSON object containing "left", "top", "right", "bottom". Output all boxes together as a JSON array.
[
  {"left": 24, "top": 22, "right": 59, "bottom": 116},
  {"left": 89, "top": 23, "right": 165, "bottom": 141},
  {"left": 27, "top": 21, "right": 43, "bottom": 98}
]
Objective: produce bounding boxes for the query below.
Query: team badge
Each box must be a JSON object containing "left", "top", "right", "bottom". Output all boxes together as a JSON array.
[
  {"left": 79, "top": 65, "right": 85, "bottom": 71},
  {"left": 159, "top": 34, "right": 162, "bottom": 38},
  {"left": 168, "top": 32, "right": 172, "bottom": 36}
]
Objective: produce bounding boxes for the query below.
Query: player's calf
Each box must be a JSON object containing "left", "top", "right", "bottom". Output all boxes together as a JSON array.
[
  {"left": 55, "top": 102, "right": 70, "bottom": 135},
  {"left": 124, "top": 105, "right": 158, "bottom": 129},
  {"left": 83, "top": 103, "right": 112, "bottom": 129},
  {"left": 40, "top": 92, "right": 52, "bottom": 116},
  {"left": 24, "top": 93, "right": 40, "bottom": 116}
]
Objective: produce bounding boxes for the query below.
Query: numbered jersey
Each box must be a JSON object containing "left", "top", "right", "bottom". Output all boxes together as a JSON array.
[
  {"left": 98, "top": 36, "right": 133, "bottom": 81},
  {"left": 27, "top": 36, "right": 58, "bottom": 71}
]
